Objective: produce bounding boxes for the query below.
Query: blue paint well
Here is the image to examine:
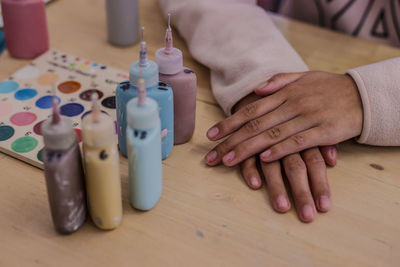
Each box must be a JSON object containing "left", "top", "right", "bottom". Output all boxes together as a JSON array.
[
  {"left": 0, "top": 80, "right": 19, "bottom": 94},
  {"left": 35, "top": 95, "right": 61, "bottom": 109},
  {"left": 0, "top": 125, "right": 15, "bottom": 141},
  {"left": 60, "top": 103, "right": 84, "bottom": 117},
  {"left": 14, "top": 88, "right": 38, "bottom": 101}
]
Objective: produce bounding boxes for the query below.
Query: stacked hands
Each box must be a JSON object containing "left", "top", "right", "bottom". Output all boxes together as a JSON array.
[{"left": 205, "top": 71, "right": 364, "bottom": 223}]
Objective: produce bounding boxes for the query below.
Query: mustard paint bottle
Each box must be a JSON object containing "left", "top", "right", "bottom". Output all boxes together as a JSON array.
[{"left": 82, "top": 94, "right": 123, "bottom": 230}]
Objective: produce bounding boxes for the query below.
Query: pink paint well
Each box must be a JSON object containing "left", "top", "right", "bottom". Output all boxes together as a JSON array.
[
  {"left": 74, "top": 128, "right": 82, "bottom": 143},
  {"left": 10, "top": 112, "right": 37, "bottom": 126}
]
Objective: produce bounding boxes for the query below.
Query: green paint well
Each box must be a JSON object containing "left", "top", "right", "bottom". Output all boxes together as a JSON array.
[
  {"left": 0, "top": 125, "right": 14, "bottom": 141},
  {"left": 37, "top": 148, "right": 43, "bottom": 162},
  {"left": 11, "top": 136, "right": 38, "bottom": 153}
]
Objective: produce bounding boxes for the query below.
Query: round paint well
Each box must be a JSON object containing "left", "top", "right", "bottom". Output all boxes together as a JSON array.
[
  {"left": 37, "top": 73, "right": 60, "bottom": 85},
  {"left": 10, "top": 112, "right": 37, "bottom": 126},
  {"left": 14, "top": 65, "right": 40, "bottom": 80},
  {"left": 11, "top": 136, "right": 38, "bottom": 153},
  {"left": 33, "top": 120, "right": 45, "bottom": 136},
  {"left": 79, "top": 89, "right": 104, "bottom": 101},
  {"left": 37, "top": 148, "right": 43, "bottom": 162},
  {"left": 0, "top": 102, "right": 13, "bottom": 117},
  {"left": 0, "top": 80, "right": 19, "bottom": 94},
  {"left": 58, "top": 81, "right": 81, "bottom": 94},
  {"left": 36, "top": 95, "right": 61, "bottom": 109},
  {"left": 60, "top": 103, "right": 84, "bottom": 117},
  {"left": 0, "top": 125, "right": 15, "bottom": 141},
  {"left": 101, "top": 96, "right": 116, "bottom": 109},
  {"left": 14, "top": 88, "right": 38, "bottom": 101}
]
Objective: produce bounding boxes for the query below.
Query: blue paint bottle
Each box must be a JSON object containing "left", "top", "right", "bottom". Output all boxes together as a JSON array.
[
  {"left": 127, "top": 74, "right": 162, "bottom": 210},
  {"left": 116, "top": 27, "right": 173, "bottom": 159}
]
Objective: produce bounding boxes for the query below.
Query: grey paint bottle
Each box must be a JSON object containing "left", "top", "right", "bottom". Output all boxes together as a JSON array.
[{"left": 106, "top": 0, "right": 139, "bottom": 46}]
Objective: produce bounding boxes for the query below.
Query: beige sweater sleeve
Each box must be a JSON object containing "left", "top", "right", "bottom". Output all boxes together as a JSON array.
[
  {"left": 158, "top": 0, "right": 308, "bottom": 115},
  {"left": 347, "top": 58, "right": 400, "bottom": 146}
]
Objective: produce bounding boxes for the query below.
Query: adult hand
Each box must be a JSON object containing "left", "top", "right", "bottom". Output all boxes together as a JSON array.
[{"left": 205, "top": 71, "right": 362, "bottom": 166}]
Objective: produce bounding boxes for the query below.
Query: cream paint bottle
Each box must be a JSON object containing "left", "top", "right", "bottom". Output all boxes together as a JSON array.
[{"left": 81, "top": 95, "right": 122, "bottom": 230}]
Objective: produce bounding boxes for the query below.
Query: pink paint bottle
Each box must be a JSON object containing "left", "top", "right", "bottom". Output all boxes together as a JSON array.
[
  {"left": 1, "top": 0, "right": 49, "bottom": 59},
  {"left": 155, "top": 14, "right": 197, "bottom": 144}
]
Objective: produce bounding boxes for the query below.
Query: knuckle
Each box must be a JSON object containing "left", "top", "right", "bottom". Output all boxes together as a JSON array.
[
  {"left": 285, "top": 156, "right": 306, "bottom": 174},
  {"left": 297, "top": 96, "right": 313, "bottom": 110},
  {"left": 242, "top": 102, "right": 257, "bottom": 118},
  {"left": 292, "top": 134, "right": 306, "bottom": 147},
  {"left": 244, "top": 119, "right": 261, "bottom": 133},
  {"left": 266, "top": 127, "right": 281, "bottom": 139}
]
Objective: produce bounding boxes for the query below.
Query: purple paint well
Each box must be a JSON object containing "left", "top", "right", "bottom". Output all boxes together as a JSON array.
[{"left": 60, "top": 103, "right": 84, "bottom": 117}]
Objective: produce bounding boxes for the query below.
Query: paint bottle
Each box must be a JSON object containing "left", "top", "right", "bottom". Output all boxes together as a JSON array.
[
  {"left": 81, "top": 94, "right": 122, "bottom": 230},
  {"left": 127, "top": 73, "right": 162, "bottom": 210},
  {"left": 1, "top": 0, "right": 49, "bottom": 59},
  {"left": 116, "top": 27, "right": 173, "bottom": 159},
  {"left": 156, "top": 14, "right": 197, "bottom": 144},
  {"left": 41, "top": 93, "right": 86, "bottom": 234},
  {"left": 105, "top": 0, "right": 139, "bottom": 46}
]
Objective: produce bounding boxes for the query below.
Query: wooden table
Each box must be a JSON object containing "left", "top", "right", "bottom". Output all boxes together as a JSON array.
[{"left": 1, "top": 0, "right": 399, "bottom": 266}]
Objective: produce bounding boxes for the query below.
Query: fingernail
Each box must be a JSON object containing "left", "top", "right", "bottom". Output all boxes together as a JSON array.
[
  {"left": 207, "top": 127, "right": 219, "bottom": 139},
  {"left": 260, "top": 149, "right": 271, "bottom": 161},
  {"left": 223, "top": 151, "right": 235, "bottom": 163},
  {"left": 250, "top": 176, "right": 260, "bottom": 187},
  {"left": 276, "top": 195, "right": 289, "bottom": 210},
  {"left": 302, "top": 205, "right": 314, "bottom": 222},
  {"left": 205, "top": 150, "right": 217, "bottom": 163},
  {"left": 319, "top": 196, "right": 331, "bottom": 211},
  {"left": 256, "top": 81, "right": 269, "bottom": 90}
]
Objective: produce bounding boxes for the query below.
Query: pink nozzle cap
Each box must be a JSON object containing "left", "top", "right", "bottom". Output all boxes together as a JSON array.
[
  {"left": 155, "top": 13, "right": 183, "bottom": 75},
  {"left": 51, "top": 83, "right": 60, "bottom": 125}
]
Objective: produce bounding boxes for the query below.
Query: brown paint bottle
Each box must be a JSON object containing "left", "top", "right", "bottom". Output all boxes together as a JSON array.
[{"left": 41, "top": 96, "right": 87, "bottom": 234}]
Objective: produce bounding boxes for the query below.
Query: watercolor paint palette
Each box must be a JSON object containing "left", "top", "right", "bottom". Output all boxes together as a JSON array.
[{"left": 0, "top": 50, "right": 128, "bottom": 169}]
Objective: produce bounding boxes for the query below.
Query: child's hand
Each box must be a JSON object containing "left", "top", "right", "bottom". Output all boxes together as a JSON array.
[
  {"left": 205, "top": 71, "right": 362, "bottom": 166},
  {"left": 213, "top": 92, "right": 337, "bottom": 222}
]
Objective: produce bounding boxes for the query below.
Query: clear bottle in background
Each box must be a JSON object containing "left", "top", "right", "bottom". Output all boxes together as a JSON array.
[
  {"left": 1, "top": 0, "right": 49, "bottom": 58},
  {"left": 116, "top": 27, "right": 173, "bottom": 159},
  {"left": 155, "top": 14, "right": 197, "bottom": 144},
  {"left": 127, "top": 73, "right": 162, "bottom": 210},
  {"left": 41, "top": 94, "right": 86, "bottom": 234},
  {"left": 105, "top": 0, "right": 139, "bottom": 46},
  {"left": 81, "top": 95, "right": 122, "bottom": 230}
]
